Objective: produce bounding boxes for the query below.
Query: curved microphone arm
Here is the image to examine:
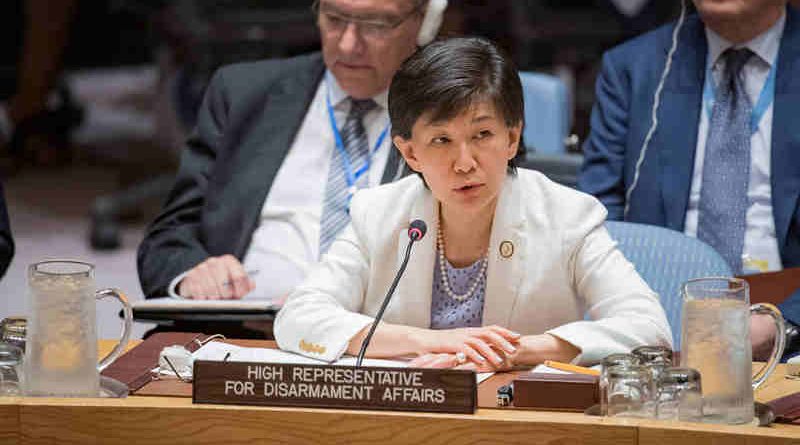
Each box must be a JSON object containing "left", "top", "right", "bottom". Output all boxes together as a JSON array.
[{"left": 355, "top": 236, "right": 417, "bottom": 367}]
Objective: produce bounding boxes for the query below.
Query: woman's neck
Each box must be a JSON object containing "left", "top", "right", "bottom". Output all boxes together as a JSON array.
[{"left": 439, "top": 201, "right": 496, "bottom": 267}]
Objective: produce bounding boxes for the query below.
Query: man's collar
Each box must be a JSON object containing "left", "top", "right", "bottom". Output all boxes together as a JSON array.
[
  {"left": 325, "top": 71, "right": 389, "bottom": 110},
  {"left": 705, "top": 10, "right": 786, "bottom": 68}
]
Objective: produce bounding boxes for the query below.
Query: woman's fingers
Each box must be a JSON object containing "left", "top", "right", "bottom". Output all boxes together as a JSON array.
[
  {"left": 461, "top": 344, "right": 486, "bottom": 365},
  {"left": 486, "top": 325, "right": 522, "bottom": 343},
  {"left": 465, "top": 338, "right": 504, "bottom": 366},
  {"left": 453, "top": 361, "right": 478, "bottom": 371},
  {"left": 476, "top": 330, "right": 517, "bottom": 355}
]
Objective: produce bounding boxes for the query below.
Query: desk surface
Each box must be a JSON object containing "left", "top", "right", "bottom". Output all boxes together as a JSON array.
[{"left": 0, "top": 341, "right": 797, "bottom": 445}]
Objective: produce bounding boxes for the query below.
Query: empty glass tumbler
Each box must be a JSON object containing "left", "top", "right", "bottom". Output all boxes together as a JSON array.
[
  {"left": 655, "top": 367, "right": 703, "bottom": 422},
  {"left": 0, "top": 342, "right": 22, "bottom": 396},
  {"left": 600, "top": 353, "right": 641, "bottom": 416},
  {"left": 606, "top": 364, "right": 653, "bottom": 418},
  {"left": 633, "top": 345, "right": 673, "bottom": 395}
]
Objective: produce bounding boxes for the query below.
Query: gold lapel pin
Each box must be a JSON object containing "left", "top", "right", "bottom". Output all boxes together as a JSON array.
[{"left": 499, "top": 240, "right": 514, "bottom": 259}]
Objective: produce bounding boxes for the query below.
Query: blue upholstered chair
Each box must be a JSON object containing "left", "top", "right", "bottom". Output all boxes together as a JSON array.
[
  {"left": 604, "top": 221, "right": 733, "bottom": 349},
  {"left": 518, "top": 71, "right": 568, "bottom": 155}
]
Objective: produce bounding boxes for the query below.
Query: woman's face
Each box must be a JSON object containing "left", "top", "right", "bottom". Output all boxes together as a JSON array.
[{"left": 394, "top": 101, "right": 522, "bottom": 218}]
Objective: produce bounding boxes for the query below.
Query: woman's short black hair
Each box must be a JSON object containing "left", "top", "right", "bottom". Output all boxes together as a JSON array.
[{"left": 388, "top": 37, "right": 525, "bottom": 173}]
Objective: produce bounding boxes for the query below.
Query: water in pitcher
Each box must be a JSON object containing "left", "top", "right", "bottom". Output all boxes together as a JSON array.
[
  {"left": 681, "top": 298, "right": 753, "bottom": 424},
  {"left": 24, "top": 272, "right": 99, "bottom": 397}
]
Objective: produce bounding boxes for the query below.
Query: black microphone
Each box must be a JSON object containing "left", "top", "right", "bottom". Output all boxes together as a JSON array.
[{"left": 356, "top": 219, "right": 427, "bottom": 367}]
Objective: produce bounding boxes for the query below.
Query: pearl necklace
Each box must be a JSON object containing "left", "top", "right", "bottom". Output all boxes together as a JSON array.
[{"left": 436, "top": 223, "right": 489, "bottom": 302}]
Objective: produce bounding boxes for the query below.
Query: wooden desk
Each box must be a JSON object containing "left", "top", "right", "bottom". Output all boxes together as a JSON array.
[{"left": 0, "top": 341, "right": 797, "bottom": 444}]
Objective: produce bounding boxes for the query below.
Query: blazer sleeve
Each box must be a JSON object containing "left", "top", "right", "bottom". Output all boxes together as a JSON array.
[
  {"left": 577, "top": 51, "right": 632, "bottom": 221},
  {"left": 546, "top": 209, "right": 673, "bottom": 365},
  {"left": 136, "top": 67, "right": 230, "bottom": 298},
  {"left": 273, "top": 214, "right": 375, "bottom": 362}
]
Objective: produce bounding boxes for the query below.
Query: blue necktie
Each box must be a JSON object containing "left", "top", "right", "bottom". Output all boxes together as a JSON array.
[
  {"left": 697, "top": 48, "right": 754, "bottom": 273},
  {"left": 319, "top": 98, "right": 375, "bottom": 256}
]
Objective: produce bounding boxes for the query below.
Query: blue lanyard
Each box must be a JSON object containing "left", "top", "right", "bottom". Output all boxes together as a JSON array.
[
  {"left": 702, "top": 52, "right": 777, "bottom": 135},
  {"left": 325, "top": 87, "right": 390, "bottom": 198}
]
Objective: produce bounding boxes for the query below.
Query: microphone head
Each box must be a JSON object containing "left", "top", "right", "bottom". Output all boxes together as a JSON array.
[{"left": 408, "top": 220, "right": 427, "bottom": 241}]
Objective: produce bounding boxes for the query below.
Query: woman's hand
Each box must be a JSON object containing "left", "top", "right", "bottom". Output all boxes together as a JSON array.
[
  {"left": 409, "top": 333, "right": 581, "bottom": 371},
  {"left": 414, "top": 325, "right": 521, "bottom": 367},
  {"left": 409, "top": 352, "right": 513, "bottom": 372}
]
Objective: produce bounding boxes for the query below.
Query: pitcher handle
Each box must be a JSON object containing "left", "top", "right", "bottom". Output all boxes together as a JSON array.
[
  {"left": 750, "top": 303, "right": 786, "bottom": 390},
  {"left": 95, "top": 288, "right": 133, "bottom": 372}
]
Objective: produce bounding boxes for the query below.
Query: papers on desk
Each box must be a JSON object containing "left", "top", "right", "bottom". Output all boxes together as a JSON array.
[
  {"left": 191, "top": 341, "right": 494, "bottom": 383},
  {"left": 133, "top": 297, "right": 278, "bottom": 313},
  {"left": 193, "top": 341, "right": 406, "bottom": 368}
]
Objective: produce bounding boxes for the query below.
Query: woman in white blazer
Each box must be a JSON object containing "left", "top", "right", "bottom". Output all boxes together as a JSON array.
[{"left": 275, "top": 37, "right": 672, "bottom": 370}]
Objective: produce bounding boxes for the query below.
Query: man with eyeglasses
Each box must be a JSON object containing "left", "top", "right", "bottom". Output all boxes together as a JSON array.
[{"left": 138, "top": 0, "right": 448, "bottom": 318}]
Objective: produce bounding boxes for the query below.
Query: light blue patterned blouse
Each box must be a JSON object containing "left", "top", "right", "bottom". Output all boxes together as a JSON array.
[{"left": 429, "top": 254, "right": 486, "bottom": 329}]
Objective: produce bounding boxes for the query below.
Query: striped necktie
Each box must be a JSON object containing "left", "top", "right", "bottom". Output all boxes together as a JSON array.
[
  {"left": 319, "top": 98, "right": 376, "bottom": 256},
  {"left": 697, "top": 48, "right": 754, "bottom": 273}
]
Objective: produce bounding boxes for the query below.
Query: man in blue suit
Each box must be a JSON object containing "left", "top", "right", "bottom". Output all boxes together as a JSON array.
[{"left": 579, "top": 0, "right": 800, "bottom": 358}]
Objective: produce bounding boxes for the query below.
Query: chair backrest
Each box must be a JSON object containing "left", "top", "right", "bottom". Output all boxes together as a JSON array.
[
  {"left": 604, "top": 221, "right": 733, "bottom": 349},
  {"left": 518, "top": 71, "right": 568, "bottom": 155}
]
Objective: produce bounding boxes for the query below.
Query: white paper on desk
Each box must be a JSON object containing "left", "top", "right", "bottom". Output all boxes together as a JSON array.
[
  {"left": 192, "top": 342, "right": 494, "bottom": 383},
  {"left": 133, "top": 297, "right": 278, "bottom": 312}
]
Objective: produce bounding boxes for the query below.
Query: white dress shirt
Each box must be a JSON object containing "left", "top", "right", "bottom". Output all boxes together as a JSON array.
[
  {"left": 168, "top": 72, "right": 394, "bottom": 299},
  {"left": 684, "top": 12, "right": 785, "bottom": 273}
]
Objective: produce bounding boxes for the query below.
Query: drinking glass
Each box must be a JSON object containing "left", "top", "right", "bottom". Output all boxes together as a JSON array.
[
  {"left": 633, "top": 345, "right": 673, "bottom": 396},
  {"left": 600, "top": 353, "right": 641, "bottom": 416},
  {"left": 681, "top": 277, "right": 785, "bottom": 424},
  {"left": 606, "top": 364, "right": 653, "bottom": 418},
  {"left": 655, "top": 367, "right": 703, "bottom": 422},
  {"left": 0, "top": 342, "right": 22, "bottom": 396},
  {"left": 0, "top": 317, "right": 27, "bottom": 351}
]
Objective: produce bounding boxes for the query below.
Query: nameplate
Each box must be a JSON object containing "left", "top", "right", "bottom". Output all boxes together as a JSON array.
[{"left": 192, "top": 360, "right": 476, "bottom": 414}]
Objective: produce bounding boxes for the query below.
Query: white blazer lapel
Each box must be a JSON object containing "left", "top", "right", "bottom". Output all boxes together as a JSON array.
[
  {"left": 391, "top": 186, "right": 438, "bottom": 328},
  {"left": 482, "top": 175, "right": 527, "bottom": 327}
]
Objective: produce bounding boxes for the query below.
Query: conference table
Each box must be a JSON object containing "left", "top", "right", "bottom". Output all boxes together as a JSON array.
[{"left": 0, "top": 341, "right": 798, "bottom": 444}]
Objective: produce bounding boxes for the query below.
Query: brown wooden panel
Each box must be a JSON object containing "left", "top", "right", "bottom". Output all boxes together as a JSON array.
[
  {"left": 0, "top": 401, "right": 19, "bottom": 444},
  {"left": 638, "top": 425, "right": 800, "bottom": 445},
  {"left": 16, "top": 399, "right": 635, "bottom": 445}
]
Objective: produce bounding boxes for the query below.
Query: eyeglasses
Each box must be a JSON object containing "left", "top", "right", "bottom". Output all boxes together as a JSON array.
[{"left": 314, "top": 0, "right": 423, "bottom": 40}]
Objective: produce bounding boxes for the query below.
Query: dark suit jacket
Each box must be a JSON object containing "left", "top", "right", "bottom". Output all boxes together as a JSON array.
[
  {"left": 0, "top": 181, "right": 13, "bottom": 278},
  {"left": 137, "top": 52, "right": 405, "bottom": 298},
  {"left": 578, "top": 8, "right": 800, "bottom": 325}
]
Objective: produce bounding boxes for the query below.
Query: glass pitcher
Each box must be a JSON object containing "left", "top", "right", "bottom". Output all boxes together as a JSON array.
[
  {"left": 680, "top": 277, "right": 785, "bottom": 424},
  {"left": 23, "top": 260, "right": 133, "bottom": 397}
]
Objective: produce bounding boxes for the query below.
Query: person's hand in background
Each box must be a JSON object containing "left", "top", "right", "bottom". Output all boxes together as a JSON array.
[
  {"left": 751, "top": 313, "right": 777, "bottom": 361},
  {"left": 178, "top": 255, "right": 255, "bottom": 300}
]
